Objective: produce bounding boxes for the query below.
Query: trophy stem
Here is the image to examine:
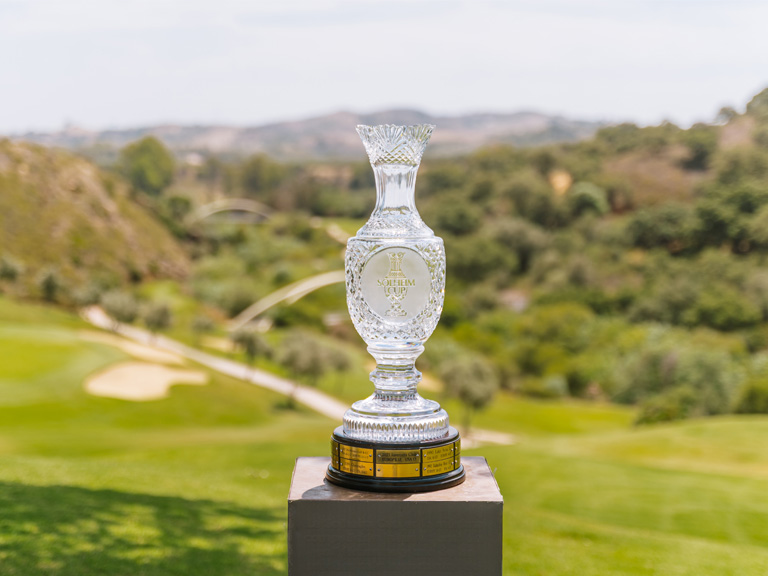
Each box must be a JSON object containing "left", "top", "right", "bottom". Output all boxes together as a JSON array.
[{"left": 368, "top": 344, "right": 423, "bottom": 396}]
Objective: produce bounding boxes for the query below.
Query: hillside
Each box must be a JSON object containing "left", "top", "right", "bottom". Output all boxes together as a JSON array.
[
  {"left": 12, "top": 109, "right": 605, "bottom": 161},
  {"left": 0, "top": 140, "right": 189, "bottom": 295}
]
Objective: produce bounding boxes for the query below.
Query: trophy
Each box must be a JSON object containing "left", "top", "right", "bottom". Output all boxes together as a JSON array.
[{"left": 326, "top": 124, "right": 464, "bottom": 492}]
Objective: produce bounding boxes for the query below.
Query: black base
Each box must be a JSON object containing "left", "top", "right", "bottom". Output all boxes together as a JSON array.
[{"left": 326, "top": 427, "right": 465, "bottom": 493}]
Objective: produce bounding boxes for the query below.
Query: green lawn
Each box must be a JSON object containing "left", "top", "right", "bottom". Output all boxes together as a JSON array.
[{"left": 1, "top": 296, "right": 767, "bottom": 574}]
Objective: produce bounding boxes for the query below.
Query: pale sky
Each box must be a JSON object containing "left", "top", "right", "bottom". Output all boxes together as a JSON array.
[{"left": 1, "top": 0, "right": 766, "bottom": 133}]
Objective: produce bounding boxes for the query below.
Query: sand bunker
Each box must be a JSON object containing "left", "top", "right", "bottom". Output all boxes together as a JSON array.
[
  {"left": 79, "top": 331, "right": 183, "bottom": 365},
  {"left": 84, "top": 361, "right": 208, "bottom": 401}
]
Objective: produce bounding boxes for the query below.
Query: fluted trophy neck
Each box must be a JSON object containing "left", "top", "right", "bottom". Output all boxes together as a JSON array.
[
  {"left": 356, "top": 124, "right": 434, "bottom": 167},
  {"left": 355, "top": 124, "right": 435, "bottom": 238}
]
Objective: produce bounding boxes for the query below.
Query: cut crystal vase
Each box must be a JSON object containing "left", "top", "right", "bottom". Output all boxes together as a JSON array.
[{"left": 325, "top": 124, "right": 464, "bottom": 492}]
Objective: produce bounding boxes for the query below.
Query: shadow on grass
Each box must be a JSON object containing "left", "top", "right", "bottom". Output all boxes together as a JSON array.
[{"left": 0, "top": 481, "right": 286, "bottom": 576}]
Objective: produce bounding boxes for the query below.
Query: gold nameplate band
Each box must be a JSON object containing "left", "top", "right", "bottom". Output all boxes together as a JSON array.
[{"left": 334, "top": 439, "right": 461, "bottom": 479}]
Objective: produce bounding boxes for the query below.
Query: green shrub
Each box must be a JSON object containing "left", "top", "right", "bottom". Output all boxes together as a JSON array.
[
  {"left": 37, "top": 268, "right": 61, "bottom": 303},
  {"left": 684, "top": 285, "right": 762, "bottom": 331},
  {"left": 635, "top": 386, "right": 697, "bottom": 425},
  {"left": 101, "top": 291, "right": 139, "bottom": 325},
  {"left": 568, "top": 182, "right": 609, "bottom": 217},
  {"left": 440, "top": 353, "right": 499, "bottom": 430},
  {"left": 230, "top": 328, "right": 271, "bottom": 365},
  {"left": 734, "top": 379, "right": 768, "bottom": 414},
  {"left": 143, "top": 302, "right": 173, "bottom": 333},
  {"left": 0, "top": 256, "right": 22, "bottom": 282}
]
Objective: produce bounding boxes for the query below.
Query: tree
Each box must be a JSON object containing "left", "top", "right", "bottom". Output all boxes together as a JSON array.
[
  {"left": 230, "top": 328, "right": 271, "bottom": 366},
  {"left": 715, "top": 106, "right": 738, "bottom": 124},
  {"left": 567, "top": 182, "right": 609, "bottom": 218},
  {"left": 735, "top": 379, "right": 768, "bottom": 414},
  {"left": 635, "top": 386, "right": 697, "bottom": 425},
  {"left": 240, "top": 154, "right": 284, "bottom": 200},
  {"left": 679, "top": 124, "right": 718, "bottom": 171},
  {"left": 746, "top": 87, "right": 768, "bottom": 121},
  {"left": 431, "top": 195, "right": 482, "bottom": 236},
  {"left": 627, "top": 203, "right": 697, "bottom": 252},
  {"left": 119, "top": 136, "right": 175, "bottom": 196},
  {"left": 502, "top": 169, "right": 562, "bottom": 226},
  {"left": 191, "top": 315, "right": 215, "bottom": 342},
  {"left": 278, "top": 333, "right": 329, "bottom": 386},
  {"left": 440, "top": 354, "right": 499, "bottom": 432},
  {"left": 37, "top": 268, "right": 61, "bottom": 302},
  {"left": 101, "top": 291, "right": 139, "bottom": 327},
  {"left": 491, "top": 218, "right": 549, "bottom": 273},
  {"left": 276, "top": 332, "right": 332, "bottom": 409},
  {"left": 0, "top": 256, "right": 21, "bottom": 282},
  {"left": 144, "top": 302, "right": 173, "bottom": 334},
  {"left": 72, "top": 283, "right": 103, "bottom": 307}
]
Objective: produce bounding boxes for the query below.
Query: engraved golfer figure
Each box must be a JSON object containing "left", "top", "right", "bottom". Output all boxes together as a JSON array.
[{"left": 378, "top": 252, "right": 413, "bottom": 317}]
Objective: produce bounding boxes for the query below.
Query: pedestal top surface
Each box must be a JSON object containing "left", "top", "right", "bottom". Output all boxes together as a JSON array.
[{"left": 289, "top": 456, "right": 502, "bottom": 503}]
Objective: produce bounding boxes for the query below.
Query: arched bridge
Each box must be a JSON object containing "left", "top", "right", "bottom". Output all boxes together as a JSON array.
[
  {"left": 227, "top": 270, "right": 346, "bottom": 332},
  {"left": 188, "top": 198, "right": 273, "bottom": 224}
]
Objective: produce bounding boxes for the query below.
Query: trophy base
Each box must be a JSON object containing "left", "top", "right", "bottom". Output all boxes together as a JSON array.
[{"left": 326, "top": 426, "right": 465, "bottom": 493}]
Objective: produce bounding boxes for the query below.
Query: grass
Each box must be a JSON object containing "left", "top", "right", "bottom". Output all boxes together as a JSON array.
[{"left": 1, "top": 295, "right": 767, "bottom": 574}]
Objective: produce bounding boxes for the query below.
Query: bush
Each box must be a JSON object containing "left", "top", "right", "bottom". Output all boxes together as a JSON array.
[
  {"left": 518, "top": 375, "right": 567, "bottom": 399},
  {"left": 502, "top": 170, "right": 563, "bottom": 226},
  {"left": 240, "top": 154, "right": 285, "bottom": 198},
  {"left": 635, "top": 386, "right": 697, "bottom": 425},
  {"left": 37, "top": 268, "right": 61, "bottom": 302},
  {"left": 230, "top": 328, "right": 271, "bottom": 365},
  {"left": 679, "top": 124, "right": 718, "bottom": 171},
  {"left": 627, "top": 203, "right": 697, "bottom": 252},
  {"left": 616, "top": 341, "right": 741, "bottom": 417},
  {"left": 568, "top": 182, "right": 609, "bottom": 217},
  {"left": 72, "top": 283, "right": 103, "bottom": 307},
  {"left": 445, "top": 235, "right": 515, "bottom": 283},
  {"left": 102, "top": 291, "right": 139, "bottom": 325},
  {"left": 277, "top": 331, "right": 348, "bottom": 386},
  {"left": 144, "top": 302, "right": 173, "bottom": 333},
  {"left": 431, "top": 196, "right": 482, "bottom": 236},
  {"left": 684, "top": 285, "right": 762, "bottom": 331},
  {"left": 440, "top": 354, "right": 499, "bottom": 430},
  {"left": 491, "top": 218, "right": 549, "bottom": 273},
  {"left": 0, "top": 256, "right": 22, "bottom": 282},
  {"left": 192, "top": 315, "right": 215, "bottom": 335},
  {"left": 734, "top": 379, "right": 768, "bottom": 414}
]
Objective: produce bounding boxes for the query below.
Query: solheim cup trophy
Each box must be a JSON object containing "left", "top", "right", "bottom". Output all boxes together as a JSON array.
[{"left": 326, "top": 124, "right": 465, "bottom": 492}]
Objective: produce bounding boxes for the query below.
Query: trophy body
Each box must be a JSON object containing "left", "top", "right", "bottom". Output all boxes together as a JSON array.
[{"left": 326, "top": 124, "right": 464, "bottom": 492}]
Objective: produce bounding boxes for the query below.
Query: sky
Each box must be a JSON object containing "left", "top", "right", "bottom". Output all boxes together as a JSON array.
[{"left": 1, "top": 0, "right": 767, "bottom": 133}]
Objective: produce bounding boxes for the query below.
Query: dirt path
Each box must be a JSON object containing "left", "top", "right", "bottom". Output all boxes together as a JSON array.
[
  {"left": 81, "top": 306, "right": 516, "bottom": 447},
  {"left": 82, "top": 306, "right": 348, "bottom": 421}
]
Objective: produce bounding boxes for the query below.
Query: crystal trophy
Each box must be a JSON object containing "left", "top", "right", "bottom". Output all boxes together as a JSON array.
[{"left": 326, "top": 124, "right": 464, "bottom": 492}]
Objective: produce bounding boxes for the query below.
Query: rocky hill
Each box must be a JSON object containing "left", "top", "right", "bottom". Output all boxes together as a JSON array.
[
  {"left": 13, "top": 109, "right": 605, "bottom": 161},
  {"left": 0, "top": 140, "right": 188, "bottom": 293}
]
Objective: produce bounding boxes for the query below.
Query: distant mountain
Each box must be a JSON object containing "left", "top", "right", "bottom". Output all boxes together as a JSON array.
[{"left": 11, "top": 110, "right": 607, "bottom": 161}]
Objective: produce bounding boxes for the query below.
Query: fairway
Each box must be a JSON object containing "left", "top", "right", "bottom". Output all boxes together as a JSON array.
[{"left": 1, "top": 297, "right": 767, "bottom": 575}]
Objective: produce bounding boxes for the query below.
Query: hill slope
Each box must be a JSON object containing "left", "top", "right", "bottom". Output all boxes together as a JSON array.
[{"left": 0, "top": 140, "right": 188, "bottom": 291}]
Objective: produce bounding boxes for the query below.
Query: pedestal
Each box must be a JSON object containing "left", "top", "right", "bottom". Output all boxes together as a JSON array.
[{"left": 288, "top": 456, "right": 503, "bottom": 576}]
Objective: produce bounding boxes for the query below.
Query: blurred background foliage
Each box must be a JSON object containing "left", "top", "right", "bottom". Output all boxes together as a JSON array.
[{"left": 5, "top": 89, "right": 768, "bottom": 428}]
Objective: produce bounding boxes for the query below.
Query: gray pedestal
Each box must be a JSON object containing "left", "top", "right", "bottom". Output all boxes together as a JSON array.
[{"left": 287, "top": 456, "right": 503, "bottom": 576}]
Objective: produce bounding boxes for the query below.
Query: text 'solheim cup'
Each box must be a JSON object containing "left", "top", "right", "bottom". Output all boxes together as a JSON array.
[{"left": 326, "top": 124, "right": 465, "bottom": 492}]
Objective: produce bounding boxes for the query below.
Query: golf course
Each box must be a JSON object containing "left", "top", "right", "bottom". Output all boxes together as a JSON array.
[{"left": 1, "top": 295, "right": 767, "bottom": 575}]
